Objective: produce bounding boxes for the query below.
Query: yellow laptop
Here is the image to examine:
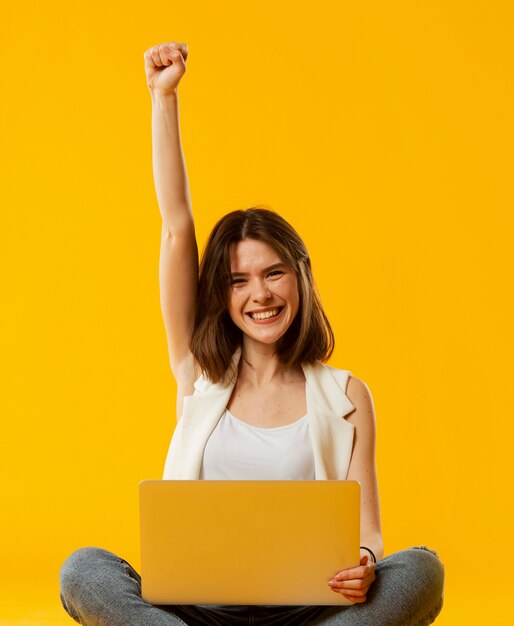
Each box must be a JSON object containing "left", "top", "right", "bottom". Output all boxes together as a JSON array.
[{"left": 139, "top": 480, "right": 360, "bottom": 606}]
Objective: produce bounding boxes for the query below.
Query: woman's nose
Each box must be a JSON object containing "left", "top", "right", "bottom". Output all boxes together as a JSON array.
[{"left": 250, "top": 279, "right": 271, "bottom": 302}]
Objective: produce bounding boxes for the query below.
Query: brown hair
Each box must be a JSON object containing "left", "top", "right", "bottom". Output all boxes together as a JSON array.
[{"left": 189, "top": 206, "right": 335, "bottom": 383}]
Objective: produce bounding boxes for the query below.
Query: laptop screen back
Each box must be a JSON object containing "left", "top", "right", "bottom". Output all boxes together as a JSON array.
[{"left": 139, "top": 479, "right": 360, "bottom": 606}]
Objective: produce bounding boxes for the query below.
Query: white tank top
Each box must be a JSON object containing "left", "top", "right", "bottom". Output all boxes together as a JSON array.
[{"left": 199, "top": 408, "right": 315, "bottom": 480}]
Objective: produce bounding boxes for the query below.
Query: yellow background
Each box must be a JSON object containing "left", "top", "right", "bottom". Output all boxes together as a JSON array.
[{"left": 1, "top": 1, "right": 513, "bottom": 623}]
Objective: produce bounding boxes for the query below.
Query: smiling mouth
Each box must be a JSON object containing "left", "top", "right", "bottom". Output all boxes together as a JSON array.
[{"left": 246, "top": 306, "right": 284, "bottom": 321}]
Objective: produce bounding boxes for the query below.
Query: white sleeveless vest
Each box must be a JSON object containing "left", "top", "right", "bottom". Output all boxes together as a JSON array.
[{"left": 163, "top": 345, "right": 356, "bottom": 481}]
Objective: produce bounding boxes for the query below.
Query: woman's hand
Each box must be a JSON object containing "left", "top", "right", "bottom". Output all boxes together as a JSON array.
[
  {"left": 144, "top": 41, "right": 188, "bottom": 96},
  {"left": 328, "top": 554, "right": 376, "bottom": 603}
]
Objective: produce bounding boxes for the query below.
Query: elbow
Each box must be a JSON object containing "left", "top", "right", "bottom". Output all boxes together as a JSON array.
[{"left": 161, "top": 218, "right": 197, "bottom": 248}]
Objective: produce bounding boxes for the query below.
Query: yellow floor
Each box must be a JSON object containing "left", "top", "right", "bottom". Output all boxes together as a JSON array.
[{"left": 0, "top": 580, "right": 72, "bottom": 625}]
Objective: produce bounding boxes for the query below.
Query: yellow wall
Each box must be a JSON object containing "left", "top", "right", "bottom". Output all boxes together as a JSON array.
[{"left": 1, "top": 1, "right": 513, "bottom": 623}]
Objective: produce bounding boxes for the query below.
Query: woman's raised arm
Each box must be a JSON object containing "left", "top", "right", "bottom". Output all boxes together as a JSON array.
[{"left": 144, "top": 42, "right": 199, "bottom": 390}]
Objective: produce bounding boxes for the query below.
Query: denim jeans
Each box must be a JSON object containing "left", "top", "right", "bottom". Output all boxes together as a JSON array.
[{"left": 59, "top": 545, "right": 444, "bottom": 625}]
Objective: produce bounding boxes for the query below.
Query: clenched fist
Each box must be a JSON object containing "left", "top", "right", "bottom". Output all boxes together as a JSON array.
[{"left": 143, "top": 41, "right": 189, "bottom": 95}]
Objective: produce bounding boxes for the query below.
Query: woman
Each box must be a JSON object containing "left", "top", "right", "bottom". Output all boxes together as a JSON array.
[{"left": 59, "top": 41, "right": 444, "bottom": 625}]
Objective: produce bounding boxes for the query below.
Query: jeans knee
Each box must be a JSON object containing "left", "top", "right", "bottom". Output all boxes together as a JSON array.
[
  {"left": 59, "top": 546, "right": 114, "bottom": 598},
  {"left": 407, "top": 546, "right": 445, "bottom": 603}
]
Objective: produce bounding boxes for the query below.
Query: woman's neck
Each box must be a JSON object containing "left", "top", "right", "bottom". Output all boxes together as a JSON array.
[{"left": 238, "top": 342, "right": 304, "bottom": 388}]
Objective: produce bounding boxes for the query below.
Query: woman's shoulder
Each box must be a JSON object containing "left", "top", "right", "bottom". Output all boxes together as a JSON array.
[
  {"left": 317, "top": 361, "right": 370, "bottom": 391},
  {"left": 312, "top": 360, "right": 354, "bottom": 389},
  {"left": 346, "top": 374, "right": 372, "bottom": 400},
  {"left": 313, "top": 361, "right": 374, "bottom": 416},
  {"left": 345, "top": 375, "right": 376, "bottom": 426}
]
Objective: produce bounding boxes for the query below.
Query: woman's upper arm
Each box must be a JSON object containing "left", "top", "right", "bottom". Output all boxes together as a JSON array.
[
  {"left": 159, "top": 217, "right": 199, "bottom": 382},
  {"left": 345, "top": 376, "right": 382, "bottom": 546}
]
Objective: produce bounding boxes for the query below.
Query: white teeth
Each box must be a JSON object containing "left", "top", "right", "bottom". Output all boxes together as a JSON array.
[{"left": 250, "top": 308, "right": 281, "bottom": 320}]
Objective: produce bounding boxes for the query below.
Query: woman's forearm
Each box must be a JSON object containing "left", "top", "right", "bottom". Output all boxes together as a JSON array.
[
  {"left": 151, "top": 89, "right": 193, "bottom": 237},
  {"left": 360, "top": 532, "right": 384, "bottom": 562}
]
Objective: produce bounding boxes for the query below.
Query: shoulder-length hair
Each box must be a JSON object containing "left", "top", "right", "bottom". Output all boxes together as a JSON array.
[{"left": 189, "top": 206, "right": 335, "bottom": 383}]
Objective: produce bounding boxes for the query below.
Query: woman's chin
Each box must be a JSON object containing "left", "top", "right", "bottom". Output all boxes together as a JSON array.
[{"left": 241, "top": 330, "right": 285, "bottom": 347}]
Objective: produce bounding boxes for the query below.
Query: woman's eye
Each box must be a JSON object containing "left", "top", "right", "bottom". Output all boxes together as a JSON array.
[{"left": 231, "top": 271, "right": 282, "bottom": 285}]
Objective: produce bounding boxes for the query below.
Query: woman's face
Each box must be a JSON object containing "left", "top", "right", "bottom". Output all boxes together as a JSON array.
[{"left": 226, "top": 238, "right": 300, "bottom": 347}]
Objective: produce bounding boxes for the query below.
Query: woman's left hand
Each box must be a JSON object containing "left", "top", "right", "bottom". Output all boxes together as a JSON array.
[{"left": 328, "top": 555, "right": 376, "bottom": 603}]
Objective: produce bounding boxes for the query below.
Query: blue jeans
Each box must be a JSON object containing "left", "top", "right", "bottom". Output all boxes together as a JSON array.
[{"left": 59, "top": 546, "right": 444, "bottom": 625}]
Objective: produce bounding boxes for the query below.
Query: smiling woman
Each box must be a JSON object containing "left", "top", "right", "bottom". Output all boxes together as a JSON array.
[
  {"left": 228, "top": 243, "right": 298, "bottom": 335},
  {"left": 58, "top": 39, "right": 445, "bottom": 626},
  {"left": 190, "top": 208, "right": 335, "bottom": 385}
]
